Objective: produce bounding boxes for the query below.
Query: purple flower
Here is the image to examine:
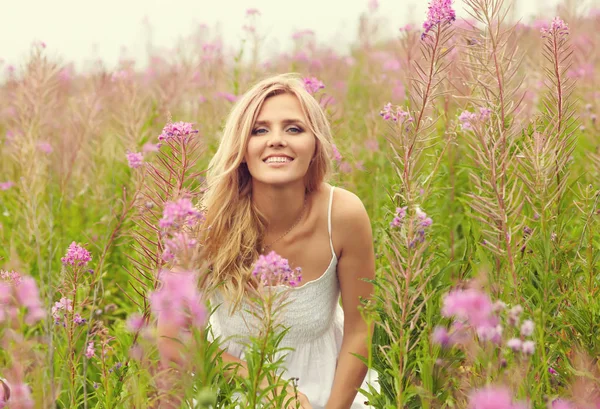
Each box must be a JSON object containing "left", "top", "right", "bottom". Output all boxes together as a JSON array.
[
  {"left": 468, "top": 386, "right": 525, "bottom": 409},
  {"left": 158, "top": 121, "right": 199, "bottom": 142},
  {"left": 52, "top": 297, "right": 73, "bottom": 324},
  {"left": 85, "top": 341, "right": 95, "bottom": 359},
  {"left": 149, "top": 270, "right": 207, "bottom": 329},
  {"left": 303, "top": 77, "right": 325, "bottom": 94},
  {"left": 8, "top": 383, "right": 34, "bottom": 409},
  {"left": 61, "top": 242, "right": 92, "bottom": 267},
  {"left": 459, "top": 110, "right": 478, "bottom": 130},
  {"left": 541, "top": 17, "right": 569, "bottom": 38},
  {"left": 126, "top": 151, "right": 144, "bottom": 169},
  {"left": 14, "top": 276, "right": 46, "bottom": 324},
  {"left": 73, "top": 313, "right": 86, "bottom": 326},
  {"left": 0, "top": 182, "right": 14, "bottom": 191},
  {"left": 142, "top": 142, "right": 160, "bottom": 152},
  {"left": 252, "top": 251, "right": 302, "bottom": 287},
  {"left": 390, "top": 206, "right": 407, "bottom": 228},
  {"left": 379, "top": 103, "right": 413, "bottom": 123},
  {"left": 422, "top": 0, "right": 456, "bottom": 38},
  {"left": 548, "top": 367, "right": 558, "bottom": 376},
  {"left": 159, "top": 198, "right": 203, "bottom": 230},
  {"left": 432, "top": 326, "right": 451, "bottom": 347}
]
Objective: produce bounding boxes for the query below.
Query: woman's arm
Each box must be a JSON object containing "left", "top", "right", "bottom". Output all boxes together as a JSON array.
[{"left": 325, "top": 190, "right": 375, "bottom": 409}]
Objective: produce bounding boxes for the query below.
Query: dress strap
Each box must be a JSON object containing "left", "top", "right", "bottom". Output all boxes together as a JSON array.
[{"left": 327, "top": 186, "right": 335, "bottom": 256}]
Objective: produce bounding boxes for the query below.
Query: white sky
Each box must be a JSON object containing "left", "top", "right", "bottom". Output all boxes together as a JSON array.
[{"left": 1, "top": 0, "right": 580, "bottom": 71}]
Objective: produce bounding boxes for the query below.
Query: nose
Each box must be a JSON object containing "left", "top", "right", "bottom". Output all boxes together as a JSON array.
[{"left": 267, "top": 129, "right": 287, "bottom": 147}]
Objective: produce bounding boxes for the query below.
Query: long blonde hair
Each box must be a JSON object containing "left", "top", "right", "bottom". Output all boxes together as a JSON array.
[{"left": 201, "top": 73, "right": 334, "bottom": 307}]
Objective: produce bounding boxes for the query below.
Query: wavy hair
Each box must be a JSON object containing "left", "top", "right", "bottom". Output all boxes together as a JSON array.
[{"left": 200, "top": 73, "right": 334, "bottom": 309}]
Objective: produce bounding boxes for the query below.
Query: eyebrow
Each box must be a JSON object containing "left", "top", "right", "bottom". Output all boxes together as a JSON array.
[{"left": 253, "top": 119, "right": 306, "bottom": 127}]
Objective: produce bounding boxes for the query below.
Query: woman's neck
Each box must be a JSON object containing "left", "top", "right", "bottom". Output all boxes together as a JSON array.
[{"left": 251, "top": 180, "right": 308, "bottom": 235}]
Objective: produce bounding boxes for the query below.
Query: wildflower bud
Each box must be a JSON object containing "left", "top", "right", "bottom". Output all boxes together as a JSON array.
[
  {"left": 523, "top": 226, "right": 533, "bottom": 236},
  {"left": 492, "top": 300, "right": 506, "bottom": 312},
  {"left": 145, "top": 201, "right": 154, "bottom": 209},
  {"left": 548, "top": 367, "right": 558, "bottom": 376}
]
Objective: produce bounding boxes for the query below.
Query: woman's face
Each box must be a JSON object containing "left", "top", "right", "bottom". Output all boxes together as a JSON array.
[{"left": 244, "top": 93, "right": 316, "bottom": 187}]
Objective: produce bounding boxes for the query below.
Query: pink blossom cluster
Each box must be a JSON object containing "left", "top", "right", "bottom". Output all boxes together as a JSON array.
[
  {"left": 158, "top": 121, "right": 199, "bottom": 142},
  {"left": 149, "top": 270, "right": 207, "bottom": 329},
  {"left": 390, "top": 206, "right": 407, "bottom": 228},
  {"left": 541, "top": 17, "right": 569, "bottom": 38},
  {"left": 411, "top": 207, "right": 434, "bottom": 246},
  {"left": 161, "top": 231, "right": 198, "bottom": 262},
  {"left": 303, "top": 77, "right": 325, "bottom": 94},
  {"left": 458, "top": 107, "right": 492, "bottom": 131},
  {"left": 126, "top": 151, "right": 144, "bottom": 169},
  {"left": 505, "top": 306, "right": 535, "bottom": 355},
  {"left": 468, "top": 386, "right": 527, "bottom": 409},
  {"left": 0, "top": 382, "right": 33, "bottom": 409},
  {"left": 51, "top": 297, "right": 80, "bottom": 326},
  {"left": 252, "top": 251, "right": 302, "bottom": 287},
  {"left": 379, "top": 103, "right": 413, "bottom": 124},
  {"left": 433, "top": 288, "right": 501, "bottom": 346},
  {"left": 331, "top": 143, "right": 343, "bottom": 164},
  {"left": 0, "top": 181, "right": 14, "bottom": 191},
  {"left": 36, "top": 141, "right": 53, "bottom": 154},
  {"left": 158, "top": 198, "right": 204, "bottom": 230},
  {"left": 85, "top": 341, "right": 95, "bottom": 359},
  {"left": 422, "top": 0, "right": 456, "bottom": 38},
  {"left": 61, "top": 242, "right": 92, "bottom": 267},
  {"left": 0, "top": 273, "right": 46, "bottom": 326}
]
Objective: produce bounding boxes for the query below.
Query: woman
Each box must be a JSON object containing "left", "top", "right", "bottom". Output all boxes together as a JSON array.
[{"left": 159, "top": 73, "right": 376, "bottom": 408}]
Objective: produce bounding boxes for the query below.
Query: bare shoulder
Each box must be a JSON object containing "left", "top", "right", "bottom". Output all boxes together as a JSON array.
[{"left": 330, "top": 186, "right": 372, "bottom": 255}]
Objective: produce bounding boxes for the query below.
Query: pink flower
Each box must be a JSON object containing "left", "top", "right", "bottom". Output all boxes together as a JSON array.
[
  {"left": 422, "top": 0, "right": 456, "bottom": 38},
  {"left": 339, "top": 161, "right": 352, "bottom": 174},
  {"left": 365, "top": 139, "right": 379, "bottom": 152},
  {"left": 162, "top": 231, "right": 197, "bottom": 262},
  {"left": 552, "top": 399, "right": 574, "bottom": 409},
  {"left": 252, "top": 251, "right": 302, "bottom": 287},
  {"left": 9, "top": 383, "right": 34, "bottom": 409},
  {"left": 149, "top": 270, "right": 207, "bottom": 329},
  {"left": 520, "top": 320, "right": 534, "bottom": 337},
  {"left": 52, "top": 297, "right": 73, "bottom": 324},
  {"left": 0, "top": 182, "right": 14, "bottom": 191},
  {"left": 432, "top": 326, "right": 450, "bottom": 346},
  {"left": 126, "top": 151, "right": 144, "bottom": 169},
  {"left": 0, "top": 378, "right": 9, "bottom": 406},
  {"left": 541, "top": 17, "right": 569, "bottom": 38},
  {"left": 126, "top": 313, "right": 145, "bottom": 332},
  {"left": 442, "top": 288, "right": 497, "bottom": 329},
  {"left": 246, "top": 8, "right": 260, "bottom": 15},
  {"left": 142, "top": 142, "right": 160, "bottom": 152},
  {"left": 215, "top": 91, "right": 238, "bottom": 103},
  {"left": 159, "top": 198, "right": 203, "bottom": 229},
  {"left": 522, "top": 340, "right": 535, "bottom": 355},
  {"left": 158, "top": 121, "right": 198, "bottom": 142},
  {"left": 379, "top": 103, "right": 413, "bottom": 123},
  {"left": 61, "top": 242, "right": 92, "bottom": 267},
  {"left": 331, "top": 144, "right": 343, "bottom": 163},
  {"left": 390, "top": 206, "right": 407, "bottom": 228},
  {"left": 303, "top": 77, "right": 325, "bottom": 94},
  {"left": 507, "top": 338, "right": 522, "bottom": 352},
  {"left": 73, "top": 313, "right": 86, "bottom": 325},
  {"left": 36, "top": 141, "right": 53, "bottom": 154},
  {"left": 14, "top": 277, "right": 45, "bottom": 324},
  {"left": 468, "top": 386, "right": 525, "bottom": 409},
  {"left": 368, "top": 0, "right": 379, "bottom": 12},
  {"left": 85, "top": 341, "right": 95, "bottom": 358}
]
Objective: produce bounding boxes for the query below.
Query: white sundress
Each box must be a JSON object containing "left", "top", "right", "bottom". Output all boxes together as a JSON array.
[{"left": 209, "top": 186, "right": 377, "bottom": 408}]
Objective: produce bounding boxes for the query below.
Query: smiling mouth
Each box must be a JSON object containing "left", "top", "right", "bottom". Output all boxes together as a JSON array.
[{"left": 263, "top": 157, "right": 294, "bottom": 164}]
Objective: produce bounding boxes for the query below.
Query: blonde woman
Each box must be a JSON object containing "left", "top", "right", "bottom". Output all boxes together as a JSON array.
[{"left": 159, "top": 73, "right": 376, "bottom": 409}]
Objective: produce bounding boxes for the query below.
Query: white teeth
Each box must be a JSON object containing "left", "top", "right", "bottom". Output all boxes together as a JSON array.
[{"left": 265, "top": 157, "right": 292, "bottom": 163}]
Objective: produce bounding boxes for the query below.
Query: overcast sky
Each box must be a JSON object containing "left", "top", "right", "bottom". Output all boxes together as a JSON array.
[{"left": 1, "top": 0, "right": 581, "bottom": 70}]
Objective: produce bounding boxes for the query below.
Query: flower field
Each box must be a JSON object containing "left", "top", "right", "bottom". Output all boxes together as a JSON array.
[{"left": 0, "top": 0, "right": 599, "bottom": 407}]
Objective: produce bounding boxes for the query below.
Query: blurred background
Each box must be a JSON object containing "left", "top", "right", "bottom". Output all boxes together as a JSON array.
[{"left": 1, "top": 0, "right": 586, "bottom": 70}]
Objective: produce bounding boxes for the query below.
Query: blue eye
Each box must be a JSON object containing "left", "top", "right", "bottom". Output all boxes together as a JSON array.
[
  {"left": 252, "top": 128, "right": 267, "bottom": 135},
  {"left": 288, "top": 127, "right": 303, "bottom": 133}
]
